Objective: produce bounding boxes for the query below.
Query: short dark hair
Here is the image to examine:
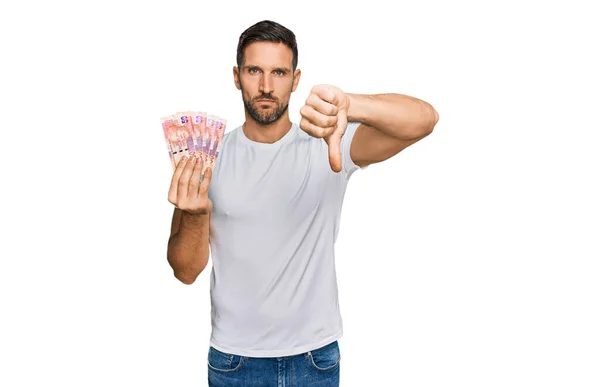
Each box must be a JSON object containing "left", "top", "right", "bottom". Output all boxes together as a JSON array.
[{"left": 236, "top": 20, "right": 298, "bottom": 71}]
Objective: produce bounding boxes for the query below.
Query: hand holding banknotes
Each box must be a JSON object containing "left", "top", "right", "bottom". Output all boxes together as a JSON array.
[
  {"left": 168, "top": 155, "right": 213, "bottom": 215},
  {"left": 299, "top": 84, "right": 350, "bottom": 173},
  {"left": 161, "top": 110, "right": 227, "bottom": 214}
]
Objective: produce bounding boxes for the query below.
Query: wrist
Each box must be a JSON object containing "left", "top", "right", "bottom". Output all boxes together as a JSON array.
[
  {"left": 345, "top": 93, "right": 368, "bottom": 123},
  {"left": 180, "top": 210, "right": 209, "bottom": 229}
]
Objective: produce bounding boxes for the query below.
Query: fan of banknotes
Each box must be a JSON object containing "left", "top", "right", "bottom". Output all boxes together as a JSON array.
[{"left": 161, "top": 111, "right": 227, "bottom": 172}]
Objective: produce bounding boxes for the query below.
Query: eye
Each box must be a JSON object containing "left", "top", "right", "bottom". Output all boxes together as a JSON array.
[
  {"left": 249, "top": 67, "right": 259, "bottom": 74},
  {"left": 274, "top": 70, "right": 284, "bottom": 75}
]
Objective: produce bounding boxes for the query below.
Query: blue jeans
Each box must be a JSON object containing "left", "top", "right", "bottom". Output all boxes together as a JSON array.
[{"left": 207, "top": 340, "right": 341, "bottom": 386}]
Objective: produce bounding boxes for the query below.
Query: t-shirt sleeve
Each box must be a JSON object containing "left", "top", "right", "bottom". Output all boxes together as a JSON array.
[{"left": 341, "top": 121, "right": 369, "bottom": 180}]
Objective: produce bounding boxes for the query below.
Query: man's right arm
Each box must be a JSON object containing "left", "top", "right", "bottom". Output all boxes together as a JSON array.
[
  {"left": 167, "top": 208, "right": 210, "bottom": 285},
  {"left": 166, "top": 154, "right": 214, "bottom": 285}
]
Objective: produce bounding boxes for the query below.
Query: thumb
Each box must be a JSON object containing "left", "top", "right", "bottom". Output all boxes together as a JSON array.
[
  {"left": 326, "top": 110, "right": 348, "bottom": 173},
  {"left": 325, "top": 133, "right": 342, "bottom": 173}
]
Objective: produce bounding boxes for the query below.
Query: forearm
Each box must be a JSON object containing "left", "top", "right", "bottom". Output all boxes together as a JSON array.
[
  {"left": 346, "top": 93, "right": 438, "bottom": 140},
  {"left": 167, "top": 212, "right": 210, "bottom": 284}
]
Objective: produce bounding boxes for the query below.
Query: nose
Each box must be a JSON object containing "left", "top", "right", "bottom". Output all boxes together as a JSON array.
[{"left": 259, "top": 74, "right": 274, "bottom": 94}]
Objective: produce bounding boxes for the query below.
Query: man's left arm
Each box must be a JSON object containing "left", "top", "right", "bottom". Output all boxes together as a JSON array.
[
  {"left": 345, "top": 93, "right": 439, "bottom": 168},
  {"left": 299, "top": 85, "right": 439, "bottom": 172}
]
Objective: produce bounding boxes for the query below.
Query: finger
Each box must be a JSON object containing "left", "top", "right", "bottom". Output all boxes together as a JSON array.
[
  {"left": 305, "top": 93, "right": 338, "bottom": 116},
  {"left": 324, "top": 133, "right": 343, "bottom": 173},
  {"left": 299, "top": 117, "right": 335, "bottom": 138},
  {"left": 312, "top": 84, "right": 338, "bottom": 105},
  {"left": 188, "top": 155, "right": 204, "bottom": 198},
  {"left": 177, "top": 155, "right": 197, "bottom": 203},
  {"left": 300, "top": 105, "right": 338, "bottom": 128},
  {"left": 328, "top": 112, "right": 348, "bottom": 173},
  {"left": 168, "top": 156, "right": 188, "bottom": 205},
  {"left": 336, "top": 110, "right": 348, "bottom": 137},
  {"left": 199, "top": 165, "right": 213, "bottom": 195}
]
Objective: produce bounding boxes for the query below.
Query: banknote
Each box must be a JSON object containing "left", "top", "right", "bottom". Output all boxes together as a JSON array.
[
  {"left": 203, "top": 115, "right": 217, "bottom": 170},
  {"left": 212, "top": 117, "right": 226, "bottom": 158},
  {"left": 190, "top": 111, "right": 207, "bottom": 158},
  {"left": 161, "top": 110, "right": 227, "bottom": 172},
  {"left": 174, "top": 112, "right": 196, "bottom": 163},
  {"left": 160, "top": 115, "right": 182, "bottom": 170},
  {"left": 204, "top": 115, "right": 227, "bottom": 171}
]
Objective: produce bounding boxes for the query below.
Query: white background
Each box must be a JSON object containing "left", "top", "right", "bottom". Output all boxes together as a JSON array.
[{"left": 1, "top": 0, "right": 598, "bottom": 386}]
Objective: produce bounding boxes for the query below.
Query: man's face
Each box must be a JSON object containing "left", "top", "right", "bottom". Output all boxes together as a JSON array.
[{"left": 234, "top": 42, "right": 301, "bottom": 125}]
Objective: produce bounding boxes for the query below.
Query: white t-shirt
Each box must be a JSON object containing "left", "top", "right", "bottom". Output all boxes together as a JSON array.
[{"left": 207, "top": 120, "right": 366, "bottom": 357}]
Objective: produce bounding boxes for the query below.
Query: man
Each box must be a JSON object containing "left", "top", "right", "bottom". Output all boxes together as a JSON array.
[{"left": 166, "top": 20, "right": 438, "bottom": 386}]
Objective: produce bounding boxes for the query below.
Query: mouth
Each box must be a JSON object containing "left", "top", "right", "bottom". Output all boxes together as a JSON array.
[{"left": 256, "top": 99, "right": 275, "bottom": 103}]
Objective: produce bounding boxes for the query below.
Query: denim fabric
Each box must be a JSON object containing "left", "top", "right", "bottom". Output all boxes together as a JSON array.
[{"left": 207, "top": 340, "right": 341, "bottom": 386}]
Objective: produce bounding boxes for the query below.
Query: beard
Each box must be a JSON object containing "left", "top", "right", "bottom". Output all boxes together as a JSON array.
[{"left": 241, "top": 87, "right": 289, "bottom": 125}]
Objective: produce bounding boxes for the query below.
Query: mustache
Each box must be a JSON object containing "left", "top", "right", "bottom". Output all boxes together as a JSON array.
[{"left": 254, "top": 94, "right": 276, "bottom": 101}]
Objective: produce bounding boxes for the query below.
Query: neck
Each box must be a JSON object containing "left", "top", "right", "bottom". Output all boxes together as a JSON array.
[{"left": 242, "top": 114, "right": 292, "bottom": 144}]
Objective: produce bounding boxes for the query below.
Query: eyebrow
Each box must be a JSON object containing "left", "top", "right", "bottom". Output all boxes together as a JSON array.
[{"left": 244, "top": 65, "right": 291, "bottom": 73}]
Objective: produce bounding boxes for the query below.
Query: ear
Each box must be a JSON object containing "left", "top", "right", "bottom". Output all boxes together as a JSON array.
[
  {"left": 233, "top": 66, "right": 241, "bottom": 90},
  {"left": 291, "top": 69, "right": 301, "bottom": 92}
]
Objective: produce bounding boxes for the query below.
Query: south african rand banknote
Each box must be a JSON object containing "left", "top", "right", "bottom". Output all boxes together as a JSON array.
[{"left": 161, "top": 111, "right": 227, "bottom": 172}]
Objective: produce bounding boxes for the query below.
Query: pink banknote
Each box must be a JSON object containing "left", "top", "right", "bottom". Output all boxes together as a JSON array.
[
  {"left": 212, "top": 118, "right": 226, "bottom": 158},
  {"left": 161, "top": 112, "right": 194, "bottom": 167},
  {"left": 161, "top": 115, "right": 182, "bottom": 170},
  {"left": 190, "top": 111, "right": 207, "bottom": 156},
  {"left": 174, "top": 112, "right": 196, "bottom": 162},
  {"left": 161, "top": 110, "right": 227, "bottom": 172},
  {"left": 203, "top": 115, "right": 227, "bottom": 171}
]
